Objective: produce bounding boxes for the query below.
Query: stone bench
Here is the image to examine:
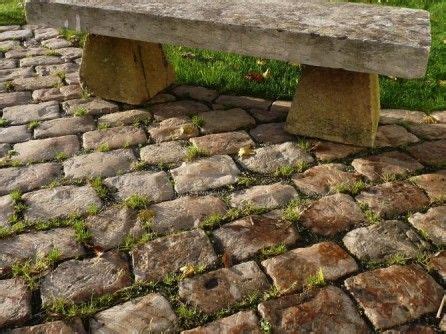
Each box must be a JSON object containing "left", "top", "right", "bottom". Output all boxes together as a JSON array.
[{"left": 25, "top": 0, "right": 431, "bottom": 147}]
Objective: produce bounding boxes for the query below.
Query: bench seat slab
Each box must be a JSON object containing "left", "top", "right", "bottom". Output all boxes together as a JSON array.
[
  {"left": 286, "top": 66, "right": 380, "bottom": 147},
  {"left": 80, "top": 35, "right": 175, "bottom": 105}
]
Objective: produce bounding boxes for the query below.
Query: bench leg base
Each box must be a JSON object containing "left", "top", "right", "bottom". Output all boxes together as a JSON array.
[
  {"left": 80, "top": 34, "right": 175, "bottom": 105},
  {"left": 285, "top": 66, "right": 380, "bottom": 147}
]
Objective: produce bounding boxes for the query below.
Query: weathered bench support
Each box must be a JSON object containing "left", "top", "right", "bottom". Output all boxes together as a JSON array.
[
  {"left": 80, "top": 35, "right": 175, "bottom": 105},
  {"left": 285, "top": 66, "right": 380, "bottom": 147}
]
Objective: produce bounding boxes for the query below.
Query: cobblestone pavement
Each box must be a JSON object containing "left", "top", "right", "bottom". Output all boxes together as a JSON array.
[{"left": 0, "top": 25, "right": 445, "bottom": 333}]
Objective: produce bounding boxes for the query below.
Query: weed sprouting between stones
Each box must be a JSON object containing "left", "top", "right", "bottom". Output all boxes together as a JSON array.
[
  {"left": 0, "top": 117, "right": 10, "bottom": 127},
  {"left": 73, "top": 106, "right": 88, "bottom": 117},
  {"left": 305, "top": 268, "right": 326, "bottom": 290},
  {"left": 282, "top": 198, "right": 310, "bottom": 223},
  {"left": 89, "top": 177, "right": 112, "bottom": 201},
  {"left": 260, "top": 243, "right": 287, "bottom": 259},
  {"left": 97, "top": 143, "right": 110, "bottom": 152},
  {"left": 331, "top": 180, "right": 367, "bottom": 196},
  {"left": 8, "top": 189, "right": 27, "bottom": 225},
  {"left": 358, "top": 203, "right": 382, "bottom": 224},
  {"left": 27, "top": 120, "right": 40, "bottom": 130},
  {"left": 274, "top": 161, "right": 309, "bottom": 178},
  {"left": 124, "top": 194, "right": 151, "bottom": 210},
  {"left": 54, "top": 151, "right": 68, "bottom": 162},
  {"left": 260, "top": 319, "right": 273, "bottom": 333},
  {"left": 185, "top": 145, "right": 208, "bottom": 162},
  {"left": 190, "top": 115, "right": 205, "bottom": 128},
  {"left": 200, "top": 204, "right": 270, "bottom": 230}
]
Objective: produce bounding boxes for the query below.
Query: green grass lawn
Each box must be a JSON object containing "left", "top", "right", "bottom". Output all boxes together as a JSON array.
[{"left": 1, "top": 0, "right": 445, "bottom": 112}]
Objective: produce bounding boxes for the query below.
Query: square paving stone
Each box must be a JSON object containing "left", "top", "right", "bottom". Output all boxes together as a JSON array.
[
  {"left": 229, "top": 182, "right": 297, "bottom": 209},
  {"left": 151, "top": 100, "right": 209, "bottom": 121},
  {"left": 261, "top": 242, "right": 358, "bottom": 294},
  {"left": 257, "top": 286, "right": 369, "bottom": 334},
  {"left": 356, "top": 181, "right": 430, "bottom": 219},
  {"left": 0, "top": 124, "right": 31, "bottom": 144},
  {"left": 300, "top": 193, "right": 365, "bottom": 236},
  {"left": 34, "top": 116, "right": 96, "bottom": 139},
  {"left": 178, "top": 261, "right": 270, "bottom": 314},
  {"left": 406, "top": 140, "right": 446, "bottom": 167},
  {"left": 375, "top": 125, "right": 420, "bottom": 147},
  {"left": 310, "top": 140, "right": 365, "bottom": 161},
  {"left": 23, "top": 185, "right": 102, "bottom": 221},
  {"left": 236, "top": 142, "right": 314, "bottom": 174},
  {"left": 190, "top": 131, "right": 255, "bottom": 156},
  {"left": 172, "top": 85, "right": 218, "bottom": 103},
  {"left": 63, "top": 98, "right": 119, "bottom": 116},
  {"left": 409, "top": 170, "right": 446, "bottom": 202},
  {"left": 0, "top": 278, "right": 32, "bottom": 328},
  {"left": 351, "top": 151, "right": 423, "bottom": 182},
  {"left": 13, "top": 135, "right": 80, "bottom": 163},
  {"left": 0, "top": 162, "right": 62, "bottom": 196},
  {"left": 213, "top": 215, "right": 299, "bottom": 262},
  {"left": 85, "top": 206, "right": 144, "bottom": 251},
  {"left": 171, "top": 155, "right": 240, "bottom": 194},
  {"left": 199, "top": 108, "right": 256, "bottom": 134},
  {"left": 293, "top": 163, "right": 362, "bottom": 196},
  {"left": 148, "top": 117, "right": 199, "bottom": 143},
  {"left": 97, "top": 109, "right": 152, "bottom": 127},
  {"left": 8, "top": 319, "right": 86, "bottom": 334},
  {"left": 147, "top": 195, "right": 228, "bottom": 234},
  {"left": 40, "top": 251, "right": 132, "bottom": 305},
  {"left": 182, "top": 310, "right": 261, "bottom": 334},
  {"left": 343, "top": 220, "right": 429, "bottom": 263},
  {"left": 132, "top": 229, "right": 218, "bottom": 282},
  {"left": 344, "top": 265, "right": 444, "bottom": 330},
  {"left": 104, "top": 171, "right": 174, "bottom": 202},
  {"left": 2, "top": 100, "right": 60, "bottom": 125},
  {"left": 408, "top": 206, "right": 446, "bottom": 247},
  {"left": 0, "top": 228, "right": 85, "bottom": 276},
  {"left": 63, "top": 149, "right": 136, "bottom": 179},
  {"left": 140, "top": 140, "right": 188, "bottom": 165},
  {"left": 89, "top": 293, "right": 178, "bottom": 333},
  {"left": 82, "top": 125, "right": 147, "bottom": 151},
  {"left": 249, "top": 123, "right": 294, "bottom": 144}
]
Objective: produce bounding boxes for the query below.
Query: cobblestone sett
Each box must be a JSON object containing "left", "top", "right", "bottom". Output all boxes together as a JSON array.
[
  {"left": 261, "top": 242, "right": 358, "bottom": 294},
  {"left": 57, "top": 47, "right": 82, "bottom": 61},
  {"left": 151, "top": 100, "right": 209, "bottom": 121},
  {"left": 147, "top": 195, "right": 228, "bottom": 234},
  {"left": 428, "top": 251, "right": 446, "bottom": 282},
  {"left": 63, "top": 149, "right": 136, "bottom": 178},
  {"left": 0, "top": 195, "right": 13, "bottom": 228},
  {"left": 40, "top": 251, "right": 132, "bottom": 304},
  {"left": 215, "top": 95, "right": 271, "bottom": 110},
  {"left": 82, "top": 126, "right": 147, "bottom": 150},
  {"left": 213, "top": 215, "right": 299, "bottom": 262},
  {"left": 343, "top": 220, "right": 430, "bottom": 263},
  {"left": 178, "top": 261, "right": 270, "bottom": 314},
  {"left": 345, "top": 265, "right": 443, "bottom": 329},
  {"left": 172, "top": 85, "right": 218, "bottom": 103},
  {"left": 0, "top": 58, "right": 17, "bottom": 70},
  {"left": 59, "top": 84, "right": 82, "bottom": 100},
  {"left": 237, "top": 142, "right": 314, "bottom": 174},
  {"left": 12, "top": 75, "right": 61, "bottom": 91},
  {"left": 0, "top": 124, "right": 31, "bottom": 144},
  {"left": 352, "top": 151, "right": 423, "bottom": 182},
  {"left": 190, "top": 131, "right": 255, "bottom": 156},
  {"left": 0, "top": 143, "right": 10, "bottom": 158},
  {"left": 19, "top": 56, "right": 63, "bottom": 68},
  {"left": 408, "top": 206, "right": 446, "bottom": 247},
  {"left": 0, "top": 67, "right": 34, "bottom": 83},
  {"left": 33, "top": 27, "right": 59, "bottom": 40},
  {"left": 406, "top": 140, "right": 446, "bottom": 167},
  {"left": 23, "top": 185, "right": 102, "bottom": 221},
  {"left": 356, "top": 181, "right": 430, "bottom": 218},
  {"left": 97, "top": 109, "right": 152, "bottom": 127},
  {"left": 41, "top": 37, "right": 72, "bottom": 49},
  {"left": 148, "top": 116, "right": 199, "bottom": 143},
  {"left": 375, "top": 125, "right": 420, "bottom": 147},
  {"left": 258, "top": 286, "right": 369, "bottom": 334},
  {"left": 293, "top": 163, "right": 361, "bottom": 196},
  {"left": 432, "top": 111, "right": 446, "bottom": 123},
  {"left": 8, "top": 319, "right": 86, "bottom": 334},
  {"left": 85, "top": 206, "right": 143, "bottom": 251},
  {"left": 104, "top": 171, "right": 174, "bottom": 202},
  {"left": 406, "top": 123, "right": 446, "bottom": 140},
  {"left": 13, "top": 135, "right": 80, "bottom": 163},
  {"left": 0, "top": 162, "right": 61, "bottom": 195},
  {"left": 32, "top": 87, "right": 64, "bottom": 102},
  {"left": 300, "top": 193, "right": 365, "bottom": 236},
  {"left": 132, "top": 229, "right": 217, "bottom": 282},
  {"left": 4, "top": 47, "right": 47, "bottom": 59},
  {"left": 90, "top": 293, "right": 179, "bottom": 333},
  {"left": 409, "top": 170, "right": 446, "bottom": 202},
  {"left": 140, "top": 141, "right": 188, "bottom": 165},
  {"left": 2, "top": 100, "right": 59, "bottom": 125},
  {"left": 34, "top": 116, "right": 96, "bottom": 139},
  {"left": 249, "top": 122, "right": 294, "bottom": 144},
  {"left": 380, "top": 109, "right": 427, "bottom": 125},
  {"left": 35, "top": 62, "right": 78, "bottom": 76},
  {"left": 230, "top": 182, "right": 297, "bottom": 209},
  {"left": 171, "top": 155, "right": 240, "bottom": 193},
  {"left": 182, "top": 310, "right": 261, "bottom": 334},
  {"left": 0, "top": 278, "right": 31, "bottom": 328},
  {"left": 310, "top": 140, "right": 365, "bottom": 161},
  {"left": 0, "top": 228, "right": 85, "bottom": 276},
  {"left": 0, "top": 29, "right": 32, "bottom": 41},
  {"left": 63, "top": 98, "right": 119, "bottom": 116},
  {"left": 199, "top": 108, "right": 256, "bottom": 134}
]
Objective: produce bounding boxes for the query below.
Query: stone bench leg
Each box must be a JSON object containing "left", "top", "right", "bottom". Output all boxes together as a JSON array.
[
  {"left": 80, "top": 34, "right": 175, "bottom": 105},
  {"left": 285, "top": 65, "right": 380, "bottom": 147}
]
